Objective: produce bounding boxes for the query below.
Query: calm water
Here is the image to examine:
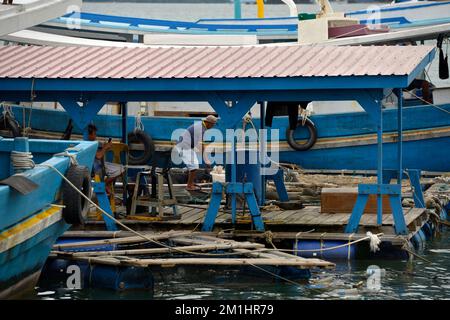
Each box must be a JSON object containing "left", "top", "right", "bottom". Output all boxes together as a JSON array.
[
  {"left": 23, "top": 2, "right": 450, "bottom": 300},
  {"left": 29, "top": 228, "right": 450, "bottom": 300}
]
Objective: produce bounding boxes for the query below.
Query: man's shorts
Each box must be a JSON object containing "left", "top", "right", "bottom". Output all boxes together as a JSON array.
[{"left": 174, "top": 145, "right": 199, "bottom": 171}]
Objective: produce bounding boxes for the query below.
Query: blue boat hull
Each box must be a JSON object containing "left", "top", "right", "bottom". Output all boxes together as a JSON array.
[
  {"left": 0, "top": 218, "right": 68, "bottom": 298},
  {"left": 0, "top": 138, "right": 97, "bottom": 298},
  {"left": 10, "top": 103, "right": 450, "bottom": 172}
]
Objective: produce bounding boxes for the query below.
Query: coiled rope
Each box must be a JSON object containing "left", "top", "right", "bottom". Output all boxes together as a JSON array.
[{"left": 11, "top": 150, "right": 35, "bottom": 173}]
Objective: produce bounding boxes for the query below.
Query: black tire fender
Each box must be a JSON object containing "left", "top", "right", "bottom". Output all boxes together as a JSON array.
[
  {"left": 127, "top": 130, "right": 155, "bottom": 165},
  {"left": 62, "top": 165, "right": 91, "bottom": 225},
  {"left": 286, "top": 118, "right": 317, "bottom": 151},
  {"left": 0, "top": 113, "right": 22, "bottom": 137}
]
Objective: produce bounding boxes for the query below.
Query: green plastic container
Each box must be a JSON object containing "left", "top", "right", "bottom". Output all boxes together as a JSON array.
[{"left": 298, "top": 13, "right": 316, "bottom": 21}]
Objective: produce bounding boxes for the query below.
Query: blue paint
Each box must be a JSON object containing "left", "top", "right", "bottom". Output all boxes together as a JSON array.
[
  {"left": 47, "top": 3, "right": 450, "bottom": 37},
  {"left": 295, "top": 240, "right": 356, "bottom": 260},
  {"left": 0, "top": 136, "right": 97, "bottom": 297},
  {"left": 8, "top": 102, "right": 450, "bottom": 173},
  {"left": 0, "top": 140, "right": 97, "bottom": 230},
  {"left": 0, "top": 219, "right": 68, "bottom": 293},
  {"left": 0, "top": 75, "right": 424, "bottom": 93},
  {"left": 92, "top": 182, "right": 119, "bottom": 231},
  {"left": 41, "top": 259, "right": 154, "bottom": 292},
  {"left": 225, "top": 149, "right": 262, "bottom": 203}
]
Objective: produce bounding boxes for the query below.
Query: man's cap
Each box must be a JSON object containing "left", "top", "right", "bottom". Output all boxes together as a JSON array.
[{"left": 204, "top": 115, "right": 218, "bottom": 124}]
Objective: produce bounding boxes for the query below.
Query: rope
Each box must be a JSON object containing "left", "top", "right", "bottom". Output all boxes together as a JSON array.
[
  {"left": 404, "top": 89, "right": 450, "bottom": 116},
  {"left": 246, "top": 262, "right": 304, "bottom": 288},
  {"left": 401, "top": 239, "right": 433, "bottom": 264},
  {"left": 347, "top": 233, "right": 354, "bottom": 260},
  {"left": 23, "top": 78, "right": 36, "bottom": 137},
  {"left": 54, "top": 150, "right": 79, "bottom": 166},
  {"left": 1, "top": 103, "right": 13, "bottom": 118},
  {"left": 41, "top": 162, "right": 277, "bottom": 258},
  {"left": 290, "top": 233, "right": 384, "bottom": 253},
  {"left": 134, "top": 112, "right": 145, "bottom": 131},
  {"left": 366, "top": 231, "right": 381, "bottom": 253},
  {"left": 11, "top": 150, "right": 35, "bottom": 172}
]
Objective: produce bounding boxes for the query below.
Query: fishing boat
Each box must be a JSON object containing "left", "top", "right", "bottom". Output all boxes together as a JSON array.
[
  {"left": 5, "top": 91, "right": 450, "bottom": 173},
  {"left": 0, "top": 135, "right": 97, "bottom": 298},
  {"left": 30, "top": 0, "right": 450, "bottom": 44}
]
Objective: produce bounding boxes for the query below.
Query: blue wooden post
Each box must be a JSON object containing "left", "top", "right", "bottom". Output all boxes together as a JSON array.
[
  {"left": 93, "top": 182, "right": 118, "bottom": 231},
  {"left": 377, "top": 99, "right": 383, "bottom": 225},
  {"left": 234, "top": 0, "right": 242, "bottom": 19},
  {"left": 121, "top": 102, "right": 128, "bottom": 144},
  {"left": 259, "top": 101, "right": 266, "bottom": 206},
  {"left": 397, "top": 88, "right": 403, "bottom": 185},
  {"left": 345, "top": 91, "right": 408, "bottom": 235},
  {"left": 13, "top": 137, "right": 29, "bottom": 152},
  {"left": 82, "top": 126, "right": 89, "bottom": 141},
  {"left": 121, "top": 102, "right": 128, "bottom": 206},
  {"left": 202, "top": 182, "right": 225, "bottom": 232},
  {"left": 407, "top": 169, "right": 425, "bottom": 208},
  {"left": 231, "top": 132, "right": 237, "bottom": 224}
]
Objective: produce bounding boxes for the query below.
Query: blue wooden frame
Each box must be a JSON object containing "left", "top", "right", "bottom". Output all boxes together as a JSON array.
[{"left": 0, "top": 50, "right": 435, "bottom": 233}]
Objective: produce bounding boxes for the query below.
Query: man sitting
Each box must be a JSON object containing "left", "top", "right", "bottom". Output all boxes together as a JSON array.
[{"left": 87, "top": 124, "right": 124, "bottom": 193}]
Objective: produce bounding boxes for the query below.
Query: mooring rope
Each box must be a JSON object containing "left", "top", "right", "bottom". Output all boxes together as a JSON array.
[
  {"left": 405, "top": 89, "right": 450, "bottom": 116},
  {"left": 40, "top": 161, "right": 280, "bottom": 258}
]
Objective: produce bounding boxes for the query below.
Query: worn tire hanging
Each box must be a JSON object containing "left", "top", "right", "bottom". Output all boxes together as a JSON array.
[
  {"left": 62, "top": 165, "right": 91, "bottom": 225},
  {"left": 286, "top": 118, "right": 317, "bottom": 151},
  {"left": 0, "top": 113, "right": 22, "bottom": 137},
  {"left": 127, "top": 130, "right": 155, "bottom": 165}
]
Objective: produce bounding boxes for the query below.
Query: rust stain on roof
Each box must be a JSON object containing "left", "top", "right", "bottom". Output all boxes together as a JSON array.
[{"left": 0, "top": 45, "right": 434, "bottom": 79}]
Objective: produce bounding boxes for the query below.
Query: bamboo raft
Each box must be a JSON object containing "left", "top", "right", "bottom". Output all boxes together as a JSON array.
[{"left": 52, "top": 231, "right": 335, "bottom": 270}]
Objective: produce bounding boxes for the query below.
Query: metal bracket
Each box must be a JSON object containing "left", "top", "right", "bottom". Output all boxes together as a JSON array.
[
  {"left": 58, "top": 98, "right": 106, "bottom": 133},
  {"left": 201, "top": 182, "right": 265, "bottom": 232}
]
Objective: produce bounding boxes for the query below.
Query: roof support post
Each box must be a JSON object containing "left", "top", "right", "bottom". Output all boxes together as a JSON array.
[{"left": 346, "top": 88, "right": 408, "bottom": 235}]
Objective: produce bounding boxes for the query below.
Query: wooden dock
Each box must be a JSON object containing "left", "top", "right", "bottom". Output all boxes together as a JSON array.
[{"left": 81, "top": 205, "right": 430, "bottom": 246}]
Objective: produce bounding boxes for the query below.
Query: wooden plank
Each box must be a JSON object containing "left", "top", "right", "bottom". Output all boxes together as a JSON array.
[
  {"left": 181, "top": 210, "right": 206, "bottom": 224},
  {"left": 321, "top": 187, "right": 392, "bottom": 214},
  {"left": 179, "top": 208, "right": 204, "bottom": 221}
]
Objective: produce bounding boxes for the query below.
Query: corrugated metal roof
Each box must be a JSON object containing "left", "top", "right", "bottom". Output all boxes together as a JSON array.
[{"left": 0, "top": 45, "right": 434, "bottom": 79}]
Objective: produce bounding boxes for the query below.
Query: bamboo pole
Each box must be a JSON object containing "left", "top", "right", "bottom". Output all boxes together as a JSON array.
[
  {"left": 52, "top": 242, "right": 265, "bottom": 257},
  {"left": 53, "top": 230, "right": 194, "bottom": 250},
  {"left": 132, "top": 258, "right": 334, "bottom": 268}
]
